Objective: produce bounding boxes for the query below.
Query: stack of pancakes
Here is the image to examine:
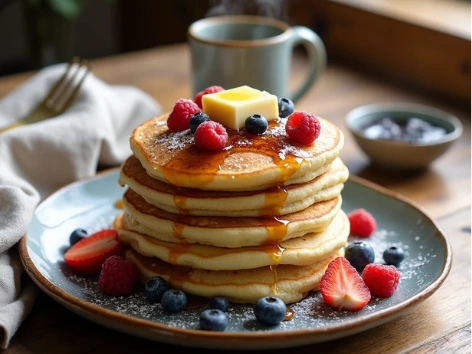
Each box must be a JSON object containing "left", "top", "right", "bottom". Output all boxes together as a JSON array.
[{"left": 115, "top": 113, "right": 349, "bottom": 304}]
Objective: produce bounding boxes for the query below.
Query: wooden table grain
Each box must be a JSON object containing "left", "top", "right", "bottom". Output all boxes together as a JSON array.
[{"left": 2, "top": 43, "right": 470, "bottom": 354}]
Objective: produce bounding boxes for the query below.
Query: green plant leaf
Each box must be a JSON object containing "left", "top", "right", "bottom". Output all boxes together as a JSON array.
[{"left": 46, "top": 0, "right": 84, "bottom": 19}]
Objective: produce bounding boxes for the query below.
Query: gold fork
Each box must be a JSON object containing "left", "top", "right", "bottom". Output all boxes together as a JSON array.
[{"left": 0, "top": 57, "right": 90, "bottom": 133}]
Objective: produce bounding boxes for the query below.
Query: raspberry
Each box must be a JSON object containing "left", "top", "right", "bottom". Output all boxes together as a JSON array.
[
  {"left": 194, "top": 85, "right": 225, "bottom": 109},
  {"left": 98, "top": 255, "right": 139, "bottom": 296},
  {"left": 194, "top": 121, "right": 228, "bottom": 150},
  {"left": 285, "top": 112, "right": 321, "bottom": 145},
  {"left": 362, "top": 263, "right": 400, "bottom": 297},
  {"left": 348, "top": 208, "right": 376, "bottom": 237},
  {"left": 167, "top": 98, "right": 201, "bottom": 132}
]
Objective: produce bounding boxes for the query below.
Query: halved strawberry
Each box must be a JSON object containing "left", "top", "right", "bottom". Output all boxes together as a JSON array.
[
  {"left": 320, "top": 257, "right": 371, "bottom": 311},
  {"left": 64, "top": 229, "right": 122, "bottom": 275}
]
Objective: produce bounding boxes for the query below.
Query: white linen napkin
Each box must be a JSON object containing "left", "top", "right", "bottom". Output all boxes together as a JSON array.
[{"left": 0, "top": 63, "right": 162, "bottom": 349}]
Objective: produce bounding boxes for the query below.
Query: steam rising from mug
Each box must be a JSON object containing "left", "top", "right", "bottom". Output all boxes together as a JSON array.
[{"left": 206, "top": 0, "right": 288, "bottom": 21}]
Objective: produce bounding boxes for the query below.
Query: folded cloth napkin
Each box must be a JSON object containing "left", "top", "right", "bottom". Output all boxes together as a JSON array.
[{"left": 0, "top": 63, "right": 162, "bottom": 349}]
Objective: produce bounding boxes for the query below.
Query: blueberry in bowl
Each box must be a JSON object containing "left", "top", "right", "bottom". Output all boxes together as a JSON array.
[{"left": 345, "top": 103, "right": 462, "bottom": 170}]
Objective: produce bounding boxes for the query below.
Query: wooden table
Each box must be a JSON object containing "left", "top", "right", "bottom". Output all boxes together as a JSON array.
[{"left": 2, "top": 44, "right": 470, "bottom": 353}]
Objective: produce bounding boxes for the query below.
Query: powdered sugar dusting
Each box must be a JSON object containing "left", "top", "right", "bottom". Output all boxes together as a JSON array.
[
  {"left": 59, "top": 188, "right": 441, "bottom": 336},
  {"left": 267, "top": 119, "right": 313, "bottom": 160},
  {"left": 358, "top": 225, "right": 433, "bottom": 281},
  {"left": 62, "top": 219, "right": 437, "bottom": 333},
  {"left": 154, "top": 129, "right": 194, "bottom": 152}
]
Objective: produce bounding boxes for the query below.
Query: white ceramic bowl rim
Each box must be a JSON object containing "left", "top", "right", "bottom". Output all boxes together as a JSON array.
[{"left": 346, "top": 103, "right": 463, "bottom": 147}]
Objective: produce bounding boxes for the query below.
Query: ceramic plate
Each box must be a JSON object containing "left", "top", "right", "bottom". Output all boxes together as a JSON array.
[{"left": 19, "top": 169, "right": 451, "bottom": 350}]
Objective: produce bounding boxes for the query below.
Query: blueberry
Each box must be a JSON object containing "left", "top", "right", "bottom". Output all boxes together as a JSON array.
[
  {"left": 69, "top": 228, "right": 87, "bottom": 245},
  {"left": 245, "top": 114, "right": 268, "bottom": 134},
  {"left": 345, "top": 241, "right": 375, "bottom": 272},
  {"left": 189, "top": 112, "right": 210, "bottom": 133},
  {"left": 209, "top": 296, "right": 229, "bottom": 312},
  {"left": 254, "top": 296, "right": 286, "bottom": 326},
  {"left": 161, "top": 289, "right": 187, "bottom": 313},
  {"left": 144, "top": 276, "right": 168, "bottom": 303},
  {"left": 383, "top": 246, "right": 405, "bottom": 267},
  {"left": 199, "top": 309, "right": 228, "bottom": 331},
  {"left": 278, "top": 97, "right": 294, "bottom": 118}
]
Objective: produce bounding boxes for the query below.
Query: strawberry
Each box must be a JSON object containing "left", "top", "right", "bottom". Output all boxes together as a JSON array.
[
  {"left": 320, "top": 257, "right": 371, "bottom": 311},
  {"left": 64, "top": 229, "right": 122, "bottom": 275}
]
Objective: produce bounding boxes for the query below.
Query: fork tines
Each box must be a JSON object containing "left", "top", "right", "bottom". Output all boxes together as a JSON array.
[{"left": 46, "top": 57, "right": 90, "bottom": 114}]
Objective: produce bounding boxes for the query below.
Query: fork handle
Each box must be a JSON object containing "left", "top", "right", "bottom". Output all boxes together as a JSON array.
[{"left": 0, "top": 108, "right": 55, "bottom": 133}]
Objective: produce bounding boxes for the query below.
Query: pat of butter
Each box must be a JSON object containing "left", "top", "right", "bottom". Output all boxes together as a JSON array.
[{"left": 202, "top": 85, "right": 279, "bottom": 130}]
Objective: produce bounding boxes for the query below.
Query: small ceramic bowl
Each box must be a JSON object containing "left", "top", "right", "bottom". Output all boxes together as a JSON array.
[{"left": 345, "top": 103, "right": 463, "bottom": 170}]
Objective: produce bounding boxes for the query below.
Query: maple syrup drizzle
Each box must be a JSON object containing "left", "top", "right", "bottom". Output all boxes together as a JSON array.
[
  {"left": 166, "top": 238, "right": 192, "bottom": 265},
  {"left": 138, "top": 231, "right": 288, "bottom": 266},
  {"left": 269, "top": 264, "right": 279, "bottom": 295},
  {"left": 264, "top": 216, "right": 290, "bottom": 245},
  {"left": 172, "top": 222, "right": 186, "bottom": 241},
  {"left": 261, "top": 185, "right": 288, "bottom": 215},
  {"left": 265, "top": 243, "right": 285, "bottom": 263},
  {"left": 267, "top": 243, "right": 286, "bottom": 295},
  {"left": 161, "top": 121, "right": 304, "bottom": 189},
  {"left": 114, "top": 200, "right": 124, "bottom": 209},
  {"left": 284, "top": 306, "right": 294, "bottom": 321},
  {"left": 173, "top": 195, "right": 187, "bottom": 213},
  {"left": 139, "top": 120, "right": 310, "bottom": 311}
]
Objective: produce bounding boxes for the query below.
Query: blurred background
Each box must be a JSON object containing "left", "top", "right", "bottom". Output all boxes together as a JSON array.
[{"left": 0, "top": 0, "right": 470, "bottom": 103}]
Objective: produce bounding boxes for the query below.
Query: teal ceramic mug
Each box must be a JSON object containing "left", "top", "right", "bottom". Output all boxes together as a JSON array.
[{"left": 188, "top": 15, "right": 326, "bottom": 102}]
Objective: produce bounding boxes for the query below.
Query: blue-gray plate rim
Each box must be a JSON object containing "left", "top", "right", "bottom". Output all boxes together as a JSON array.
[{"left": 19, "top": 168, "right": 452, "bottom": 350}]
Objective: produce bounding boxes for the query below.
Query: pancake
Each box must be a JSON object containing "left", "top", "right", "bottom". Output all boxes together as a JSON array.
[
  {"left": 116, "top": 210, "right": 349, "bottom": 270},
  {"left": 130, "top": 114, "right": 344, "bottom": 191},
  {"left": 119, "top": 156, "right": 349, "bottom": 216},
  {"left": 124, "top": 248, "right": 344, "bottom": 304},
  {"left": 121, "top": 189, "right": 342, "bottom": 248}
]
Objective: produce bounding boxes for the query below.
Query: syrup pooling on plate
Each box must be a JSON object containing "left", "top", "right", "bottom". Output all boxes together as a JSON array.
[
  {"left": 284, "top": 306, "right": 294, "bottom": 321},
  {"left": 161, "top": 121, "right": 311, "bottom": 189},
  {"left": 185, "top": 295, "right": 208, "bottom": 310}
]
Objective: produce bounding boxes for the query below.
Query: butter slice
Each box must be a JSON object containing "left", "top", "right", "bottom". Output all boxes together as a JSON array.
[{"left": 202, "top": 85, "right": 279, "bottom": 130}]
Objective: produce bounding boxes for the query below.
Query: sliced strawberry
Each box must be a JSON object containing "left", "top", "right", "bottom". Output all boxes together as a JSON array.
[
  {"left": 64, "top": 229, "right": 122, "bottom": 275},
  {"left": 320, "top": 257, "right": 371, "bottom": 311}
]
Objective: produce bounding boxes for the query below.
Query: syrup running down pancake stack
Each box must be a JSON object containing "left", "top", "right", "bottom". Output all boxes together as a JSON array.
[{"left": 115, "top": 93, "right": 349, "bottom": 304}]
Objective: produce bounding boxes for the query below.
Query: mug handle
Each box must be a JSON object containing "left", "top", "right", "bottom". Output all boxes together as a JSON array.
[{"left": 288, "top": 26, "right": 327, "bottom": 103}]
